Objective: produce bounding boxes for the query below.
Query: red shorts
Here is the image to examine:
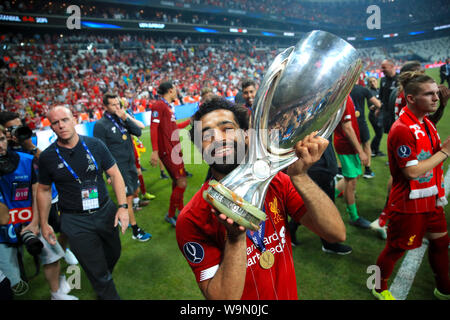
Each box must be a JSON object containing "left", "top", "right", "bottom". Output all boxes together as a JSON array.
[
  {"left": 387, "top": 207, "right": 448, "bottom": 250},
  {"left": 160, "top": 152, "right": 186, "bottom": 180}
]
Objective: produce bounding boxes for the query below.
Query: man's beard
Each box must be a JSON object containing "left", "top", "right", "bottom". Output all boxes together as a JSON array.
[{"left": 205, "top": 140, "right": 247, "bottom": 176}]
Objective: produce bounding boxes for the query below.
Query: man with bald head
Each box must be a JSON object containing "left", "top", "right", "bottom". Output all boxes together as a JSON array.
[{"left": 37, "top": 106, "right": 129, "bottom": 300}]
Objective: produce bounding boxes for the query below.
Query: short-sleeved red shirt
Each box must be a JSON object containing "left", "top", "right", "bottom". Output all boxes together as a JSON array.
[
  {"left": 333, "top": 97, "right": 361, "bottom": 155},
  {"left": 176, "top": 172, "right": 307, "bottom": 300}
]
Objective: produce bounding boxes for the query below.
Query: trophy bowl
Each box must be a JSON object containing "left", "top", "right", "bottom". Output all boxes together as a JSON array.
[{"left": 203, "top": 30, "right": 362, "bottom": 230}]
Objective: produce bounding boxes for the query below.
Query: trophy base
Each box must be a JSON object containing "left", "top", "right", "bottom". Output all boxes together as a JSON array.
[{"left": 203, "top": 180, "right": 266, "bottom": 231}]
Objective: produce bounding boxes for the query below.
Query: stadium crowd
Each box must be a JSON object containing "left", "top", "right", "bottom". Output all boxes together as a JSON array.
[
  {"left": 1, "top": 32, "right": 277, "bottom": 129},
  {"left": 2, "top": 30, "right": 449, "bottom": 131},
  {"left": 1, "top": 0, "right": 449, "bottom": 29}
]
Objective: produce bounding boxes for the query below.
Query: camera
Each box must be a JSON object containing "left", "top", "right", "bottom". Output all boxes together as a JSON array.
[
  {"left": 9, "top": 125, "right": 33, "bottom": 143},
  {"left": 20, "top": 230, "right": 43, "bottom": 257}
]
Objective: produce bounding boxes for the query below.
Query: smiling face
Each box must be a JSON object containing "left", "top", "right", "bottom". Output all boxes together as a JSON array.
[
  {"left": 198, "top": 109, "right": 247, "bottom": 177},
  {"left": 381, "top": 60, "right": 396, "bottom": 77},
  {"left": 242, "top": 85, "right": 256, "bottom": 107}
]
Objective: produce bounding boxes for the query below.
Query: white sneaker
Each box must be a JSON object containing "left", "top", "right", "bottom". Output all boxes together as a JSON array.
[
  {"left": 369, "top": 218, "right": 387, "bottom": 240},
  {"left": 51, "top": 291, "right": 79, "bottom": 300},
  {"left": 58, "top": 275, "right": 71, "bottom": 295},
  {"left": 64, "top": 248, "right": 79, "bottom": 265}
]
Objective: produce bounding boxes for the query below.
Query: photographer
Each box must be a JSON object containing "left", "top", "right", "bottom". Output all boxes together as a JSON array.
[
  {"left": 0, "top": 111, "right": 79, "bottom": 266},
  {"left": 0, "top": 111, "right": 39, "bottom": 157},
  {"left": 0, "top": 125, "right": 77, "bottom": 300}
]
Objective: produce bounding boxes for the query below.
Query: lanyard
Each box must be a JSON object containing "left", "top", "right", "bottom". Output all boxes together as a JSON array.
[
  {"left": 246, "top": 207, "right": 267, "bottom": 253},
  {"left": 105, "top": 112, "right": 127, "bottom": 135},
  {"left": 55, "top": 139, "right": 98, "bottom": 184}
]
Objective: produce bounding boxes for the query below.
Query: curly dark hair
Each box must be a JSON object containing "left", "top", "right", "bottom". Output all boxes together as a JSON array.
[{"left": 189, "top": 96, "right": 249, "bottom": 146}]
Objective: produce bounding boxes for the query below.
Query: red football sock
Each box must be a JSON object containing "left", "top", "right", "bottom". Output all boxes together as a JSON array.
[
  {"left": 168, "top": 186, "right": 185, "bottom": 218},
  {"left": 376, "top": 244, "right": 405, "bottom": 292},
  {"left": 428, "top": 234, "right": 450, "bottom": 294},
  {"left": 138, "top": 174, "right": 146, "bottom": 194}
]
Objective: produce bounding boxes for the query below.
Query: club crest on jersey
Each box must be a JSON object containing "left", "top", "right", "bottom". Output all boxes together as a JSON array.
[
  {"left": 183, "top": 242, "right": 204, "bottom": 264},
  {"left": 269, "top": 197, "right": 283, "bottom": 224},
  {"left": 397, "top": 145, "right": 411, "bottom": 158},
  {"left": 152, "top": 111, "right": 158, "bottom": 118}
]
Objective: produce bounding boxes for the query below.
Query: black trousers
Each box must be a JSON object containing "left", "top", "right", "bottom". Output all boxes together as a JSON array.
[
  {"left": 61, "top": 199, "right": 121, "bottom": 300},
  {"left": 0, "top": 277, "right": 12, "bottom": 300},
  {"left": 369, "top": 111, "right": 384, "bottom": 154}
]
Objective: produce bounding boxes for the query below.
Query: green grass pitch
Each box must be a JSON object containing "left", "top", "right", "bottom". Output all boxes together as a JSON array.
[{"left": 18, "top": 67, "right": 449, "bottom": 300}]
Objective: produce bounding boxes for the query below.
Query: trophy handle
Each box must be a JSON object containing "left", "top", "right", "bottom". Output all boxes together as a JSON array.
[{"left": 203, "top": 180, "right": 266, "bottom": 231}]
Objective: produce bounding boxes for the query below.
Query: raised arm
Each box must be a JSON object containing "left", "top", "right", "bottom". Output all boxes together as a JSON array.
[{"left": 287, "top": 133, "right": 346, "bottom": 243}]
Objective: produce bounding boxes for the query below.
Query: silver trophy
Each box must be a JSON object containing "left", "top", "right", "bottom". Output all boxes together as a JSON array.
[{"left": 203, "top": 30, "right": 362, "bottom": 230}]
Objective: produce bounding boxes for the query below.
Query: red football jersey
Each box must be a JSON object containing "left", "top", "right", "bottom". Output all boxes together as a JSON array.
[
  {"left": 333, "top": 96, "right": 361, "bottom": 155},
  {"left": 176, "top": 172, "right": 307, "bottom": 300},
  {"left": 387, "top": 118, "right": 437, "bottom": 213},
  {"left": 150, "top": 99, "right": 180, "bottom": 157},
  {"left": 394, "top": 91, "right": 406, "bottom": 121}
]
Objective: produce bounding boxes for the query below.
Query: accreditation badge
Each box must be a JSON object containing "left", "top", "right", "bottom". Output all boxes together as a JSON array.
[
  {"left": 81, "top": 181, "right": 99, "bottom": 211},
  {"left": 12, "top": 182, "right": 30, "bottom": 201}
]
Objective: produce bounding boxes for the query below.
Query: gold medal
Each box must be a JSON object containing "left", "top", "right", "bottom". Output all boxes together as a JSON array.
[
  {"left": 122, "top": 134, "right": 127, "bottom": 140},
  {"left": 259, "top": 250, "right": 275, "bottom": 269},
  {"left": 355, "top": 110, "right": 360, "bottom": 118}
]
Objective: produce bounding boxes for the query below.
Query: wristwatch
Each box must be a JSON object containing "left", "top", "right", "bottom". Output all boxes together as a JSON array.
[{"left": 118, "top": 204, "right": 128, "bottom": 209}]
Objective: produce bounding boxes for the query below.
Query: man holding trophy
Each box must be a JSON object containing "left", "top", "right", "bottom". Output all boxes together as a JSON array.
[
  {"left": 177, "top": 98, "right": 346, "bottom": 299},
  {"left": 176, "top": 31, "right": 362, "bottom": 299}
]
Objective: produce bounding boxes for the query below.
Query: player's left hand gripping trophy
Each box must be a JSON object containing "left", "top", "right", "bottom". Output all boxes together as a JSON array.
[{"left": 204, "top": 30, "right": 362, "bottom": 230}]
